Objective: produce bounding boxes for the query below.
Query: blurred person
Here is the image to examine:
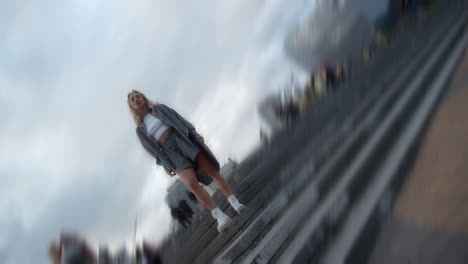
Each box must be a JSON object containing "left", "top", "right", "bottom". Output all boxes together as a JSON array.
[
  {"left": 128, "top": 90, "right": 246, "bottom": 233},
  {"left": 228, "top": 157, "right": 238, "bottom": 169},
  {"left": 335, "top": 63, "right": 344, "bottom": 82},
  {"left": 186, "top": 190, "right": 197, "bottom": 202},
  {"left": 401, "top": 0, "right": 412, "bottom": 13},
  {"left": 98, "top": 246, "right": 112, "bottom": 264},
  {"left": 57, "top": 233, "right": 97, "bottom": 264},
  {"left": 136, "top": 247, "right": 149, "bottom": 264},
  {"left": 284, "top": 100, "right": 299, "bottom": 125},
  {"left": 314, "top": 72, "right": 325, "bottom": 97},
  {"left": 48, "top": 242, "right": 61, "bottom": 264},
  {"left": 320, "top": 62, "right": 337, "bottom": 89},
  {"left": 142, "top": 241, "right": 162, "bottom": 264},
  {"left": 171, "top": 207, "right": 191, "bottom": 228},
  {"left": 178, "top": 199, "right": 194, "bottom": 220},
  {"left": 185, "top": 190, "right": 201, "bottom": 214},
  {"left": 136, "top": 248, "right": 143, "bottom": 264},
  {"left": 299, "top": 80, "right": 313, "bottom": 111},
  {"left": 307, "top": 75, "right": 318, "bottom": 103},
  {"left": 62, "top": 233, "right": 97, "bottom": 264}
]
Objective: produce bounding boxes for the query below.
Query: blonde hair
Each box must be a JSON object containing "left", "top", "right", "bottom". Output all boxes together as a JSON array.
[{"left": 127, "top": 90, "right": 158, "bottom": 126}]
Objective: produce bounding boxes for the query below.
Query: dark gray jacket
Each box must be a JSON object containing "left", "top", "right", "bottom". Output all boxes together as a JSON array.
[{"left": 136, "top": 104, "right": 220, "bottom": 176}]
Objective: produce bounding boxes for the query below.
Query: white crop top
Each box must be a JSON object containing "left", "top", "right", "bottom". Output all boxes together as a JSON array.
[{"left": 143, "top": 113, "right": 171, "bottom": 141}]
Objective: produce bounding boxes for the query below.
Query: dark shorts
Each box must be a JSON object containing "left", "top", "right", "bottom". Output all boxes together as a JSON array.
[{"left": 161, "top": 130, "right": 201, "bottom": 174}]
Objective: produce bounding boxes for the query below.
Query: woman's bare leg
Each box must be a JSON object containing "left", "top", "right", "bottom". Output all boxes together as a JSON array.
[
  {"left": 196, "top": 153, "right": 233, "bottom": 197},
  {"left": 179, "top": 167, "right": 217, "bottom": 210}
]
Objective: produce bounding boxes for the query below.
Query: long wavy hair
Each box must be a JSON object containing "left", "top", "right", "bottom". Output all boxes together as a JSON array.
[{"left": 127, "top": 90, "right": 157, "bottom": 126}]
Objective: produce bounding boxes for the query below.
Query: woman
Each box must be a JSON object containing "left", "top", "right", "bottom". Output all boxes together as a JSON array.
[{"left": 128, "top": 90, "right": 246, "bottom": 232}]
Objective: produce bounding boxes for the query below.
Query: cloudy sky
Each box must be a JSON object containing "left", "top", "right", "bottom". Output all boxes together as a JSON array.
[{"left": 0, "top": 0, "right": 316, "bottom": 263}]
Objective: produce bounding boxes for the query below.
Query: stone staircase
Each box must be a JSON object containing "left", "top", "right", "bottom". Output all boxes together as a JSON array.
[{"left": 159, "top": 3, "right": 468, "bottom": 263}]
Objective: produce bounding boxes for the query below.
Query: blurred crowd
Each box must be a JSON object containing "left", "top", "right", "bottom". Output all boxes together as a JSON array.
[
  {"left": 48, "top": 233, "right": 162, "bottom": 264},
  {"left": 258, "top": 0, "right": 438, "bottom": 142}
]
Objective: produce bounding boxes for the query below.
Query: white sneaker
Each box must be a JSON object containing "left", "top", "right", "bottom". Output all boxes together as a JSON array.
[
  {"left": 211, "top": 208, "right": 232, "bottom": 233},
  {"left": 227, "top": 195, "right": 246, "bottom": 215}
]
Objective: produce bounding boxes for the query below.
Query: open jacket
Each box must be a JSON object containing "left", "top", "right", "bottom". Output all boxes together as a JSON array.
[{"left": 136, "top": 104, "right": 220, "bottom": 176}]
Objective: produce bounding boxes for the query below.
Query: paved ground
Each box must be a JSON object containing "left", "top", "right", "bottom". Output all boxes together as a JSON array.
[{"left": 369, "top": 48, "right": 468, "bottom": 263}]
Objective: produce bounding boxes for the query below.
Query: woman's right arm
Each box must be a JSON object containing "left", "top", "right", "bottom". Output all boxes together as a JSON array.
[
  {"left": 137, "top": 129, "right": 158, "bottom": 157},
  {"left": 137, "top": 128, "right": 176, "bottom": 176}
]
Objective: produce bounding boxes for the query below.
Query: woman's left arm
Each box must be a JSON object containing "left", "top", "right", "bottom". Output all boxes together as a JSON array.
[{"left": 191, "top": 130, "right": 204, "bottom": 143}]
